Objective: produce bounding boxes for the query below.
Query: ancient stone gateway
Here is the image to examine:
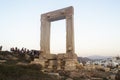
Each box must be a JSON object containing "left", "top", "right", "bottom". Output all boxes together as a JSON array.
[
  {"left": 40, "top": 6, "right": 74, "bottom": 54},
  {"left": 31, "top": 6, "right": 78, "bottom": 71}
]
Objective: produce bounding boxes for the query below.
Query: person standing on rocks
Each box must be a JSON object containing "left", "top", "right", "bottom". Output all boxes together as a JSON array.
[{"left": 0, "top": 46, "right": 2, "bottom": 51}]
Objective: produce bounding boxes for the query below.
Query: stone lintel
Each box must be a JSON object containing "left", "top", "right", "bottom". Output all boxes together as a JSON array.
[{"left": 41, "top": 6, "right": 73, "bottom": 22}]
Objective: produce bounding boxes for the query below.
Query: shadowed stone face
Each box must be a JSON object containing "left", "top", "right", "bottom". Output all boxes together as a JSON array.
[{"left": 40, "top": 6, "right": 75, "bottom": 55}]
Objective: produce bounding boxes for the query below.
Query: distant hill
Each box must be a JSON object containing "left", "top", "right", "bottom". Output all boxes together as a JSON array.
[
  {"left": 87, "top": 55, "right": 112, "bottom": 60},
  {"left": 77, "top": 57, "right": 92, "bottom": 64}
]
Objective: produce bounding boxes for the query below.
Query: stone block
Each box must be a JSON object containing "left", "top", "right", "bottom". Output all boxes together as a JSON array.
[
  {"left": 57, "top": 66, "right": 61, "bottom": 70},
  {"left": 109, "top": 74, "right": 116, "bottom": 80},
  {"left": 64, "top": 53, "right": 77, "bottom": 59},
  {"left": 84, "top": 65, "right": 96, "bottom": 71},
  {"left": 31, "top": 59, "right": 46, "bottom": 67},
  {"left": 118, "top": 66, "right": 120, "bottom": 69},
  {"left": 104, "top": 68, "right": 110, "bottom": 72},
  {"left": 49, "top": 60, "right": 57, "bottom": 66},
  {"left": 64, "top": 59, "right": 77, "bottom": 71},
  {"left": 57, "top": 54, "right": 65, "bottom": 59},
  {"left": 56, "top": 60, "right": 62, "bottom": 70},
  {"left": 48, "top": 65, "right": 53, "bottom": 69},
  {"left": 66, "top": 78, "right": 73, "bottom": 80},
  {"left": 38, "top": 60, "right": 46, "bottom": 67},
  {"left": 46, "top": 54, "right": 57, "bottom": 59}
]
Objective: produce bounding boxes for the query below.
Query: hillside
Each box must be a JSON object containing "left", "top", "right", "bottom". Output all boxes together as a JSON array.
[
  {"left": 0, "top": 51, "right": 57, "bottom": 80},
  {"left": 1, "top": 51, "right": 118, "bottom": 80},
  {"left": 77, "top": 57, "right": 92, "bottom": 65},
  {"left": 87, "top": 55, "right": 112, "bottom": 60}
]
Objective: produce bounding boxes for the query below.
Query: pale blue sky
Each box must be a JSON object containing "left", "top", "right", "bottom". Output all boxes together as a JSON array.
[{"left": 0, "top": 0, "right": 120, "bottom": 57}]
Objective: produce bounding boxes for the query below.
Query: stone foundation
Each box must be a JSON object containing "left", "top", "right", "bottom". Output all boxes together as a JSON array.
[{"left": 31, "top": 53, "right": 78, "bottom": 71}]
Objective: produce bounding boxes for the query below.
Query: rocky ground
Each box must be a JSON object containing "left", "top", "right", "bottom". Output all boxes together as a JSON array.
[{"left": 0, "top": 51, "right": 120, "bottom": 80}]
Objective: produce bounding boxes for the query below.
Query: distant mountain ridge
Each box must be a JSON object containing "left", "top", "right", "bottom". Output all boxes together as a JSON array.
[
  {"left": 77, "top": 57, "right": 92, "bottom": 63},
  {"left": 87, "top": 55, "right": 112, "bottom": 60}
]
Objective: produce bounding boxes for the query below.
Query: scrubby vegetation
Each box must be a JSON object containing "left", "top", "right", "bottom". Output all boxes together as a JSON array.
[
  {"left": 0, "top": 64, "right": 57, "bottom": 80},
  {"left": 0, "top": 51, "right": 57, "bottom": 80}
]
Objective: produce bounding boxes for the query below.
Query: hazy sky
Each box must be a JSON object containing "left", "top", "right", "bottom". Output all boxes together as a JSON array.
[{"left": 0, "top": 0, "right": 120, "bottom": 57}]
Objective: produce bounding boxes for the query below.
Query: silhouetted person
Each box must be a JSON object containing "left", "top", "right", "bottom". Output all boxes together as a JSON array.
[
  {"left": 10, "top": 47, "right": 14, "bottom": 52},
  {"left": 15, "top": 47, "right": 18, "bottom": 52},
  {"left": 21, "top": 47, "right": 24, "bottom": 54},
  {"left": 24, "top": 48, "right": 26, "bottom": 53},
  {"left": 26, "top": 49, "right": 29, "bottom": 54},
  {"left": 0, "top": 46, "right": 2, "bottom": 51}
]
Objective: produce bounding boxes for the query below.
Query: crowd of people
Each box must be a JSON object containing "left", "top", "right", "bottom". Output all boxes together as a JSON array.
[
  {"left": 0, "top": 45, "right": 40, "bottom": 58},
  {"left": 10, "top": 47, "right": 29, "bottom": 54},
  {"left": 10, "top": 47, "right": 40, "bottom": 57}
]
